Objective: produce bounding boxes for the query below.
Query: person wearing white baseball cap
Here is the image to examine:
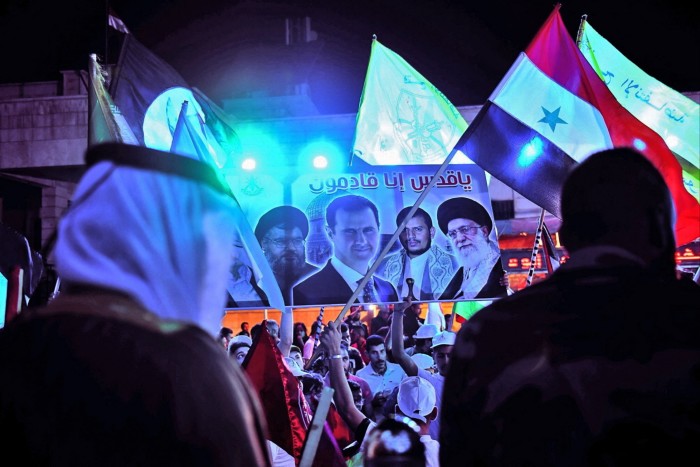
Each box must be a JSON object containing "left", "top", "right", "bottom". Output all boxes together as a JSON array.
[
  {"left": 405, "top": 323, "right": 439, "bottom": 357},
  {"left": 392, "top": 297, "right": 456, "bottom": 441},
  {"left": 393, "top": 376, "right": 440, "bottom": 466}
]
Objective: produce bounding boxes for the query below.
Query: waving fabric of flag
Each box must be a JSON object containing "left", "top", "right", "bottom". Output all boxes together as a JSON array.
[
  {"left": 109, "top": 34, "right": 192, "bottom": 148},
  {"left": 352, "top": 38, "right": 469, "bottom": 165},
  {"left": 540, "top": 222, "right": 560, "bottom": 274},
  {"left": 243, "top": 324, "right": 311, "bottom": 462},
  {"left": 456, "top": 5, "right": 699, "bottom": 247},
  {"left": 87, "top": 54, "right": 137, "bottom": 147},
  {"left": 577, "top": 19, "right": 699, "bottom": 202},
  {"left": 170, "top": 103, "right": 286, "bottom": 312},
  {"left": 109, "top": 32, "right": 241, "bottom": 166}
]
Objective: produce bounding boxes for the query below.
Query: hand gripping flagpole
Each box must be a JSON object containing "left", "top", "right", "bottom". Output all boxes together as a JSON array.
[
  {"left": 525, "top": 208, "right": 546, "bottom": 287},
  {"left": 304, "top": 306, "right": 325, "bottom": 371},
  {"left": 313, "top": 307, "right": 325, "bottom": 351},
  {"left": 333, "top": 127, "right": 470, "bottom": 326}
]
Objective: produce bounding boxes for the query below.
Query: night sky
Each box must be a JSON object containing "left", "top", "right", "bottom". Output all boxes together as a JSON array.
[{"left": 1, "top": 0, "right": 697, "bottom": 111}]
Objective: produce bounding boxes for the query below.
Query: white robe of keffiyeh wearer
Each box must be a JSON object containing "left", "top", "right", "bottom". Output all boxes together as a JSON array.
[{"left": 54, "top": 159, "right": 238, "bottom": 337}]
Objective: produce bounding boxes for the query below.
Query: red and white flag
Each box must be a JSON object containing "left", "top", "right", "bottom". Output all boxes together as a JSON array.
[{"left": 456, "top": 4, "right": 699, "bottom": 246}]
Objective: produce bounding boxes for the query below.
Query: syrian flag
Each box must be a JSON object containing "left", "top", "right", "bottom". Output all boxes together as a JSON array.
[{"left": 455, "top": 4, "right": 699, "bottom": 247}]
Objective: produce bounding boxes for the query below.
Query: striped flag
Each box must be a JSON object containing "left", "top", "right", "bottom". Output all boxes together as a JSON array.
[
  {"left": 455, "top": 5, "right": 699, "bottom": 247},
  {"left": 577, "top": 19, "right": 699, "bottom": 203},
  {"left": 540, "top": 222, "right": 560, "bottom": 274}
]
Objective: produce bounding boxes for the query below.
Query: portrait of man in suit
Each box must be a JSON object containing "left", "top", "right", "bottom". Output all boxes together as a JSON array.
[{"left": 292, "top": 194, "right": 398, "bottom": 306}]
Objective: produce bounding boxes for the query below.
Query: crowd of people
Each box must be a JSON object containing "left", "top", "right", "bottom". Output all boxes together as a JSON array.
[{"left": 0, "top": 142, "right": 697, "bottom": 466}]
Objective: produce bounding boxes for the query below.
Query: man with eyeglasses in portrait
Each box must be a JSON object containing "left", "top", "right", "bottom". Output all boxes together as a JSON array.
[
  {"left": 377, "top": 206, "right": 458, "bottom": 300},
  {"left": 293, "top": 194, "right": 398, "bottom": 306},
  {"left": 436, "top": 197, "right": 508, "bottom": 300},
  {"left": 254, "top": 205, "right": 318, "bottom": 305}
]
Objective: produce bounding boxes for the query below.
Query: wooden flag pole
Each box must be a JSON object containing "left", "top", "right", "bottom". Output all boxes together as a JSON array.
[
  {"left": 525, "top": 208, "right": 546, "bottom": 287},
  {"left": 299, "top": 386, "right": 335, "bottom": 467}
]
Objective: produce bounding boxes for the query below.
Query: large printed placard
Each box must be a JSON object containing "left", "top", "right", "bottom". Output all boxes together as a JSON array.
[{"left": 225, "top": 164, "right": 507, "bottom": 308}]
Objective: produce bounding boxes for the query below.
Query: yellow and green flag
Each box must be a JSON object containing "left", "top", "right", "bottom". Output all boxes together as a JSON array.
[{"left": 352, "top": 37, "right": 469, "bottom": 165}]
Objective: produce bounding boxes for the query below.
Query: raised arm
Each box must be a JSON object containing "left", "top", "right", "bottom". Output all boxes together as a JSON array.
[
  {"left": 277, "top": 308, "right": 293, "bottom": 357},
  {"left": 391, "top": 298, "right": 418, "bottom": 377},
  {"left": 319, "top": 321, "right": 366, "bottom": 431}
]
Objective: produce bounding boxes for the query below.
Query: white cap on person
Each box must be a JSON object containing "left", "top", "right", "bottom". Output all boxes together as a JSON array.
[
  {"left": 397, "top": 376, "right": 437, "bottom": 423},
  {"left": 430, "top": 331, "right": 456, "bottom": 349},
  {"left": 413, "top": 323, "right": 439, "bottom": 340}
]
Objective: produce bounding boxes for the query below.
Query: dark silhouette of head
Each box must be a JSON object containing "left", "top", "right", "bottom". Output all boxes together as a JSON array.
[{"left": 560, "top": 148, "right": 676, "bottom": 276}]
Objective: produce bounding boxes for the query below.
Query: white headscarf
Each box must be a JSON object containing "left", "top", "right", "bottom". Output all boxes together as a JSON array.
[{"left": 55, "top": 157, "right": 238, "bottom": 337}]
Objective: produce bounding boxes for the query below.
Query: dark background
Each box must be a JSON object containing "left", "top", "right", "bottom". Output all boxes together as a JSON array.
[{"left": 1, "top": 0, "right": 697, "bottom": 112}]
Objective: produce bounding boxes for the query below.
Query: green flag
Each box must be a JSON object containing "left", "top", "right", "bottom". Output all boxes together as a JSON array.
[
  {"left": 352, "top": 38, "right": 469, "bottom": 165},
  {"left": 578, "top": 20, "right": 699, "bottom": 202}
]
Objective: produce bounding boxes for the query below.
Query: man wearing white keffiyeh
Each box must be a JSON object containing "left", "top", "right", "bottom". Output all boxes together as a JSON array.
[{"left": 436, "top": 197, "right": 508, "bottom": 300}]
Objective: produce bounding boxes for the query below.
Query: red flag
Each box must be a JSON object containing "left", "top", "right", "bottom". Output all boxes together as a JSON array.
[
  {"left": 310, "top": 418, "right": 347, "bottom": 467},
  {"left": 326, "top": 402, "right": 354, "bottom": 451},
  {"left": 243, "top": 322, "right": 312, "bottom": 462}
]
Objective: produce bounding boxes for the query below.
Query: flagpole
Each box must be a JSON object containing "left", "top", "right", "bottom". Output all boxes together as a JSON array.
[
  {"left": 105, "top": 0, "right": 109, "bottom": 64},
  {"left": 525, "top": 208, "right": 546, "bottom": 287},
  {"left": 575, "top": 14, "right": 588, "bottom": 48},
  {"left": 299, "top": 387, "right": 334, "bottom": 467}
]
